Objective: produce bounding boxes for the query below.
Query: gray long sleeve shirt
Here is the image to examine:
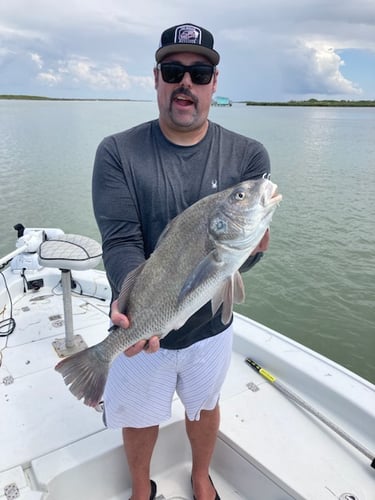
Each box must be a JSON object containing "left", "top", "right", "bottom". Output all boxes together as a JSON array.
[{"left": 92, "top": 119, "right": 270, "bottom": 349}]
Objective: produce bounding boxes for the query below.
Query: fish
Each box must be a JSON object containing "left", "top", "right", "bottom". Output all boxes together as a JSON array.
[{"left": 55, "top": 178, "right": 282, "bottom": 406}]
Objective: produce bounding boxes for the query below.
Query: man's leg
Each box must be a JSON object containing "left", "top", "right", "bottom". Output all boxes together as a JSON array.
[
  {"left": 178, "top": 328, "right": 233, "bottom": 499},
  {"left": 123, "top": 425, "right": 159, "bottom": 500},
  {"left": 186, "top": 405, "right": 220, "bottom": 499},
  {"left": 104, "top": 349, "right": 177, "bottom": 498}
]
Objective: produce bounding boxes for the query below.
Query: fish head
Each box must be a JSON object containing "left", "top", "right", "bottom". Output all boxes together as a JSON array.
[{"left": 208, "top": 178, "right": 282, "bottom": 253}]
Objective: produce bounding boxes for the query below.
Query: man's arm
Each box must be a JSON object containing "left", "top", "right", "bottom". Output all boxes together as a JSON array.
[
  {"left": 92, "top": 136, "right": 145, "bottom": 298},
  {"left": 92, "top": 136, "right": 160, "bottom": 355}
]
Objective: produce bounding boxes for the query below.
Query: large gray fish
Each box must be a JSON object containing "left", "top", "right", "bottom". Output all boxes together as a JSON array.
[{"left": 55, "top": 178, "right": 282, "bottom": 406}]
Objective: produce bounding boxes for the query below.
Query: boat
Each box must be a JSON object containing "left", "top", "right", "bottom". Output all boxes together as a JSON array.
[{"left": 1, "top": 226, "right": 374, "bottom": 500}]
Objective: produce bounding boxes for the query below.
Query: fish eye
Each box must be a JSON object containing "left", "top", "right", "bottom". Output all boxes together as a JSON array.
[{"left": 234, "top": 190, "right": 246, "bottom": 201}]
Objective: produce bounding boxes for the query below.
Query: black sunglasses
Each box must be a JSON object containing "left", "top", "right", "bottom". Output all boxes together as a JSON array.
[{"left": 157, "top": 62, "right": 215, "bottom": 85}]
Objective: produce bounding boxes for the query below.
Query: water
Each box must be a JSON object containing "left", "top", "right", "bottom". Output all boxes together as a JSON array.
[{"left": 0, "top": 100, "right": 374, "bottom": 383}]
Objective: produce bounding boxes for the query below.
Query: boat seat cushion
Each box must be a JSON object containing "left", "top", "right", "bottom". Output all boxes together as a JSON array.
[{"left": 38, "top": 234, "right": 102, "bottom": 271}]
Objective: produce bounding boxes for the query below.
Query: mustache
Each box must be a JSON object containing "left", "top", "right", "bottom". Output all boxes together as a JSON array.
[{"left": 170, "top": 87, "right": 198, "bottom": 105}]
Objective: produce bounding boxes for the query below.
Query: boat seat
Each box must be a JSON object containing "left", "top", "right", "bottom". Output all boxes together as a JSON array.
[
  {"left": 38, "top": 234, "right": 102, "bottom": 356},
  {"left": 38, "top": 233, "right": 102, "bottom": 272}
]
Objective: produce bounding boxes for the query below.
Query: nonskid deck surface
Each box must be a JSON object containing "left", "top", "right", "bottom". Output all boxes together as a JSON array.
[
  {"left": 0, "top": 275, "right": 111, "bottom": 470},
  {"left": 1, "top": 270, "right": 374, "bottom": 499}
]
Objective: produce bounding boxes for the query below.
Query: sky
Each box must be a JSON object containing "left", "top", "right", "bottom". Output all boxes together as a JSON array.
[{"left": 1, "top": 0, "right": 374, "bottom": 101}]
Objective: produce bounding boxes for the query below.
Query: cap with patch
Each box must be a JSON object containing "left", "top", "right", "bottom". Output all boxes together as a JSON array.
[{"left": 155, "top": 23, "right": 220, "bottom": 65}]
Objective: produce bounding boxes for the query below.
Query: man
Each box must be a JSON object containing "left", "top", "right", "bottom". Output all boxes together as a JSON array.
[{"left": 92, "top": 23, "right": 270, "bottom": 500}]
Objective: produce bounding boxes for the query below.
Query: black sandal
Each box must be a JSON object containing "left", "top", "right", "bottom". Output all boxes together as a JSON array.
[
  {"left": 129, "top": 480, "right": 156, "bottom": 500},
  {"left": 191, "top": 475, "right": 220, "bottom": 500},
  {"left": 150, "top": 480, "right": 157, "bottom": 500}
]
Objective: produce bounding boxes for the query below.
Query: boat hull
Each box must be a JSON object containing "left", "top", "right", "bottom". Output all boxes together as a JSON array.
[{"left": 1, "top": 260, "right": 374, "bottom": 499}]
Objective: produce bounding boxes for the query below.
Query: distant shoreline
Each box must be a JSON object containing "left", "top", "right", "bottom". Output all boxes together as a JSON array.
[
  {"left": 1, "top": 95, "right": 374, "bottom": 107},
  {"left": 243, "top": 99, "right": 375, "bottom": 107},
  {"left": 0, "top": 95, "right": 150, "bottom": 102}
]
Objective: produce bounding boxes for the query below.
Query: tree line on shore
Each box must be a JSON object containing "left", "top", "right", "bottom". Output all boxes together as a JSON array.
[
  {"left": 1, "top": 95, "right": 374, "bottom": 106},
  {"left": 243, "top": 98, "right": 375, "bottom": 107}
]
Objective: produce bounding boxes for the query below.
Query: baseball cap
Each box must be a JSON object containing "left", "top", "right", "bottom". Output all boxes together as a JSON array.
[{"left": 155, "top": 23, "right": 220, "bottom": 65}]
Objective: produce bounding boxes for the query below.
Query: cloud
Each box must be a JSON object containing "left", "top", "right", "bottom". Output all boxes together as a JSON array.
[
  {"left": 30, "top": 52, "right": 43, "bottom": 69},
  {"left": 37, "top": 71, "right": 62, "bottom": 86},
  {"left": 0, "top": 23, "right": 46, "bottom": 42},
  {"left": 36, "top": 56, "right": 154, "bottom": 92},
  {"left": 0, "top": 47, "right": 13, "bottom": 57},
  {"left": 0, "top": 0, "right": 374, "bottom": 99},
  {"left": 282, "top": 41, "right": 362, "bottom": 96}
]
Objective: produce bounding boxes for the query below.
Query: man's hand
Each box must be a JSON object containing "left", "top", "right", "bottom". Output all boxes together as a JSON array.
[{"left": 111, "top": 299, "right": 160, "bottom": 357}]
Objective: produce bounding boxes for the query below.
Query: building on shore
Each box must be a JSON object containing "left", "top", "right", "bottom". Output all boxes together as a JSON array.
[{"left": 212, "top": 96, "right": 232, "bottom": 106}]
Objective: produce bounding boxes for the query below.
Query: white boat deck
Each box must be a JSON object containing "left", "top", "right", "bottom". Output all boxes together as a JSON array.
[{"left": 1, "top": 266, "right": 374, "bottom": 499}]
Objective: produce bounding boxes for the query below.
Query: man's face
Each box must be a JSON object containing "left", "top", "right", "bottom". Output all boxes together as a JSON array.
[{"left": 154, "top": 52, "right": 218, "bottom": 135}]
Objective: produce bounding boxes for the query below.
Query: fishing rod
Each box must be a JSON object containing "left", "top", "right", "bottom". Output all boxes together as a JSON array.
[{"left": 246, "top": 358, "right": 375, "bottom": 469}]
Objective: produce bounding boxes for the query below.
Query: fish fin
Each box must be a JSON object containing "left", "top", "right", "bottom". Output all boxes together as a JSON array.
[
  {"left": 117, "top": 262, "right": 146, "bottom": 313},
  {"left": 220, "top": 280, "right": 234, "bottom": 325},
  {"left": 233, "top": 270, "right": 246, "bottom": 303},
  {"left": 211, "top": 272, "right": 246, "bottom": 324},
  {"left": 55, "top": 344, "right": 110, "bottom": 407},
  {"left": 178, "top": 251, "right": 219, "bottom": 304}
]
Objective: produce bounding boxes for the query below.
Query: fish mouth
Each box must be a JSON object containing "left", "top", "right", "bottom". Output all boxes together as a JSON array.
[
  {"left": 271, "top": 190, "right": 282, "bottom": 204},
  {"left": 264, "top": 183, "right": 282, "bottom": 207}
]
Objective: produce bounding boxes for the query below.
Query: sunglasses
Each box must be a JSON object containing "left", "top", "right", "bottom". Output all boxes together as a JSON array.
[{"left": 157, "top": 62, "right": 215, "bottom": 85}]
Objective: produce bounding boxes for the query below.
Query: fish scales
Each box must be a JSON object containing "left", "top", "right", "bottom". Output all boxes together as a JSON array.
[{"left": 55, "top": 178, "right": 282, "bottom": 406}]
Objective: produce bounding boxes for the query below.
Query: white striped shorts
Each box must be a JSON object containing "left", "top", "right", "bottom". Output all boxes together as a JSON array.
[{"left": 102, "top": 325, "right": 233, "bottom": 428}]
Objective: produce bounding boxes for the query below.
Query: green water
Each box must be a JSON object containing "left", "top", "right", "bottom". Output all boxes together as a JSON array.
[{"left": 0, "top": 100, "right": 374, "bottom": 382}]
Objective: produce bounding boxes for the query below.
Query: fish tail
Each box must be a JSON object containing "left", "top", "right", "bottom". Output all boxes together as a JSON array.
[{"left": 55, "top": 344, "right": 110, "bottom": 407}]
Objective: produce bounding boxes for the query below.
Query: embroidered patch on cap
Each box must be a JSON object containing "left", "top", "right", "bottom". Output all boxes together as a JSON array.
[
  {"left": 175, "top": 25, "right": 202, "bottom": 45},
  {"left": 155, "top": 23, "right": 220, "bottom": 65}
]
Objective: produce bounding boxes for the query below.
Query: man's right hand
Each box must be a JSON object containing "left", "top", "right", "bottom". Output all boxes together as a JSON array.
[{"left": 111, "top": 299, "right": 160, "bottom": 357}]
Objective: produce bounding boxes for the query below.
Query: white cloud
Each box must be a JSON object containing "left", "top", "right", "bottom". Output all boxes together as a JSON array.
[
  {"left": 0, "top": 22, "right": 47, "bottom": 44},
  {"left": 30, "top": 52, "right": 43, "bottom": 69},
  {"left": 37, "top": 71, "right": 61, "bottom": 86},
  {"left": 0, "top": 47, "right": 13, "bottom": 57},
  {"left": 0, "top": 0, "right": 374, "bottom": 99},
  {"left": 310, "top": 44, "right": 361, "bottom": 94},
  {"left": 36, "top": 57, "right": 154, "bottom": 92},
  {"left": 282, "top": 41, "right": 362, "bottom": 96}
]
